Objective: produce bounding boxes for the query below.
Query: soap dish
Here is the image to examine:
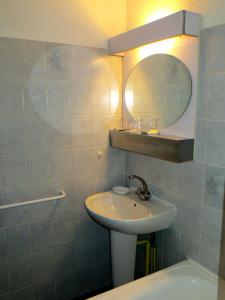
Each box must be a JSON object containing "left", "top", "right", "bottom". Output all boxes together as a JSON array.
[{"left": 112, "top": 186, "right": 130, "bottom": 195}]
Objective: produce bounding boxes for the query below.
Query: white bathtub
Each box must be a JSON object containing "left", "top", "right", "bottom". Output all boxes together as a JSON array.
[{"left": 89, "top": 260, "right": 218, "bottom": 300}]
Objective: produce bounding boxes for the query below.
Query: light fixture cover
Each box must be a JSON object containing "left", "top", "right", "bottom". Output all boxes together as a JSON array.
[{"left": 108, "top": 10, "right": 202, "bottom": 55}]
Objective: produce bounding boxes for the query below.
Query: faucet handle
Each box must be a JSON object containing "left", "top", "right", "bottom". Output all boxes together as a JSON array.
[{"left": 135, "top": 187, "right": 151, "bottom": 201}]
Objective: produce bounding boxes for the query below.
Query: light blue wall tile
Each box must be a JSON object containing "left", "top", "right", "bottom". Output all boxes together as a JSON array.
[
  {"left": 0, "top": 117, "right": 27, "bottom": 154},
  {"left": 47, "top": 80, "right": 70, "bottom": 114},
  {"left": 199, "top": 28, "right": 212, "bottom": 75},
  {"left": 91, "top": 82, "right": 110, "bottom": 114},
  {"left": 0, "top": 261, "right": 9, "bottom": 295},
  {"left": 69, "top": 45, "right": 92, "bottom": 81},
  {"left": 49, "top": 115, "right": 72, "bottom": 150},
  {"left": 72, "top": 148, "right": 93, "bottom": 181},
  {"left": 51, "top": 182, "right": 75, "bottom": 215},
  {"left": 32, "top": 249, "right": 54, "bottom": 283},
  {"left": 51, "top": 150, "right": 72, "bottom": 183},
  {"left": 76, "top": 264, "right": 93, "bottom": 297},
  {"left": 203, "top": 164, "right": 225, "bottom": 210},
  {"left": 208, "top": 24, "right": 225, "bottom": 74},
  {"left": 194, "top": 119, "right": 207, "bottom": 162},
  {"left": 200, "top": 244, "right": 220, "bottom": 274},
  {"left": 30, "top": 202, "right": 54, "bottom": 222},
  {"left": 0, "top": 211, "right": 3, "bottom": 229},
  {"left": 53, "top": 213, "right": 75, "bottom": 246},
  {"left": 8, "top": 255, "right": 33, "bottom": 291},
  {"left": 180, "top": 233, "right": 200, "bottom": 261},
  {"left": 2, "top": 155, "right": 27, "bottom": 191},
  {"left": 35, "top": 280, "right": 55, "bottom": 300},
  {"left": 197, "top": 74, "right": 208, "bottom": 120},
  {"left": 0, "top": 38, "right": 21, "bottom": 79},
  {"left": 91, "top": 49, "right": 114, "bottom": 83},
  {"left": 4, "top": 206, "right": 31, "bottom": 227},
  {"left": 0, "top": 189, "right": 3, "bottom": 225},
  {"left": 109, "top": 173, "right": 126, "bottom": 191},
  {"left": 20, "top": 40, "right": 46, "bottom": 79},
  {"left": 0, "top": 165, "right": 2, "bottom": 192},
  {"left": 206, "top": 120, "right": 225, "bottom": 167},
  {"left": 54, "top": 243, "right": 74, "bottom": 278},
  {"left": 70, "top": 80, "right": 91, "bottom": 115},
  {"left": 11, "top": 286, "right": 34, "bottom": 300},
  {"left": 92, "top": 176, "right": 113, "bottom": 194},
  {"left": 0, "top": 79, "right": 23, "bottom": 116},
  {"left": 23, "top": 184, "right": 56, "bottom": 221},
  {"left": 73, "top": 211, "right": 93, "bottom": 241},
  {"left": 163, "top": 228, "right": 181, "bottom": 264},
  {"left": 31, "top": 220, "right": 53, "bottom": 252},
  {"left": 72, "top": 179, "right": 93, "bottom": 210},
  {"left": 46, "top": 43, "right": 69, "bottom": 79},
  {"left": 108, "top": 147, "right": 125, "bottom": 178},
  {"left": 163, "top": 161, "right": 183, "bottom": 194},
  {"left": 27, "top": 152, "right": 51, "bottom": 187},
  {"left": 3, "top": 189, "right": 31, "bottom": 225},
  {"left": 142, "top": 157, "right": 164, "bottom": 188},
  {"left": 163, "top": 190, "right": 181, "bottom": 231},
  {"left": 181, "top": 161, "right": 204, "bottom": 202},
  {"left": 0, "top": 294, "right": 11, "bottom": 300},
  {"left": 93, "top": 261, "right": 111, "bottom": 290},
  {"left": 72, "top": 115, "right": 92, "bottom": 148},
  {"left": 91, "top": 115, "right": 110, "bottom": 147},
  {"left": 6, "top": 224, "right": 30, "bottom": 259},
  {"left": 0, "top": 229, "right": 6, "bottom": 262},
  {"left": 23, "top": 79, "right": 47, "bottom": 116},
  {"left": 181, "top": 198, "right": 202, "bottom": 240},
  {"left": 24, "top": 117, "right": 50, "bottom": 152},
  {"left": 94, "top": 234, "right": 110, "bottom": 263},
  {"left": 202, "top": 205, "right": 222, "bottom": 252},
  {"left": 197, "top": 29, "right": 211, "bottom": 118},
  {"left": 73, "top": 238, "right": 93, "bottom": 268},
  {"left": 208, "top": 74, "right": 225, "bottom": 120},
  {"left": 55, "top": 276, "right": 75, "bottom": 300}
]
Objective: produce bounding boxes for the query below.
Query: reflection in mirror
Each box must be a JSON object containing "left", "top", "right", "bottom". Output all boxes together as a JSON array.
[{"left": 125, "top": 54, "right": 192, "bottom": 129}]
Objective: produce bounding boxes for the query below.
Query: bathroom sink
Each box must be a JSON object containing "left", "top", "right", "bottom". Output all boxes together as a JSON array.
[
  {"left": 85, "top": 191, "right": 175, "bottom": 234},
  {"left": 85, "top": 191, "right": 175, "bottom": 287}
]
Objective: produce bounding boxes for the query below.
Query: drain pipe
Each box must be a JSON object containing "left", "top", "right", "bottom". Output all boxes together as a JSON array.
[
  {"left": 137, "top": 240, "right": 151, "bottom": 275},
  {"left": 137, "top": 237, "right": 157, "bottom": 275}
]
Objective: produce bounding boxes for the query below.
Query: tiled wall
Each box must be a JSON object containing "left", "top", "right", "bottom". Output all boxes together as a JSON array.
[
  {"left": 2, "top": 20, "right": 225, "bottom": 300},
  {"left": 126, "top": 23, "right": 225, "bottom": 275},
  {"left": 0, "top": 37, "right": 125, "bottom": 299},
  {"left": 218, "top": 211, "right": 225, "bottom": 299}
]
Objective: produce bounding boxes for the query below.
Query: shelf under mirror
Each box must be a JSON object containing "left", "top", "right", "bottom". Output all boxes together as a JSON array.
[{"left": 109, "top": 129, "right": 194, "bottom": 163}]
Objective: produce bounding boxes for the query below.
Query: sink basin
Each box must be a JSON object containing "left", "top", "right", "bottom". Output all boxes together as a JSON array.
[
  {"left": 85, "top": 191, "right": 176, "bottom": 287},
  {"left": 85, "top": 191, "right": 175, "bottom": 234}
]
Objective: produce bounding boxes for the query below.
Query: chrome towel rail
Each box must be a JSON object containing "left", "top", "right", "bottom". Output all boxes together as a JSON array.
[{"left": 0, "top": 190, "right": 66, "bottom": 210}]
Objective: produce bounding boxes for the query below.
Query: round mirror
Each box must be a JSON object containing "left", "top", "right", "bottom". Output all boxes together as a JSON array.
[{"left": 125, "top": 54, "right": 192, "bottom": 129}]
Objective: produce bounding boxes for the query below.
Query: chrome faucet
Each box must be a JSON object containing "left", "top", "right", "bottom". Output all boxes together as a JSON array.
[{"left": 128, "top": 175, "right": 151, "bottom": 201}]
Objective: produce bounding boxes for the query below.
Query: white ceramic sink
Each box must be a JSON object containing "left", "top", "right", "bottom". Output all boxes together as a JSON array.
[
  {"left": 85, "top": 191, "right": 176, "bottom": 288},
  {"left": 85, "top": 191, "right": 175, "bottom": 234}
]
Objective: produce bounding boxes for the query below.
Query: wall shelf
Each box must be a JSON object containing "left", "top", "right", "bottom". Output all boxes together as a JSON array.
[{"left": 109, "top": 130, "right": 194, "bottom": 163}]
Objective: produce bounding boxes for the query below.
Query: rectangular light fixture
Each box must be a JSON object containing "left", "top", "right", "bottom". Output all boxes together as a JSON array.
[{"left": 108, "top": 10, "right": 202, "bottom": 55}]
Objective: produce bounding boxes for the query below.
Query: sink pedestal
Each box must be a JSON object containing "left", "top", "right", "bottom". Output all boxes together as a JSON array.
[{"left": 111, "top": 230, "right": 137, "bottom": 287}]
